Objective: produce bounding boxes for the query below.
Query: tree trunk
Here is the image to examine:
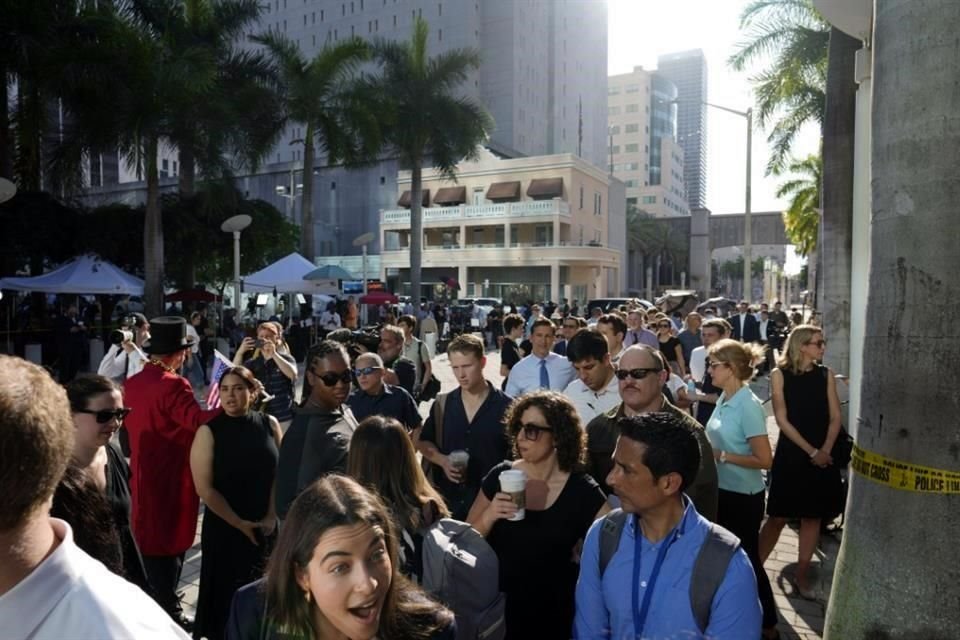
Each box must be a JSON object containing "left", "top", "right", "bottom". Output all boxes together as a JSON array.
[
  {"left": 178, "top": 147, "right": 196, "bottom": 196},
  {"left": 300, "top": 125, "right": 315, "bottom": 261},
  {"left": 409, "top": 163, "right": 423, "bottom": 301},
  {"left": 0, "top": 65, "right": 12, "bottom": 180},
  {"left": 143, "top": 136, "right": 165, "bottom": 318},
  {"left": 824, "top": 3, "right": 960, "bottom": 637},
  {"left": 820, "top": 27, "right": 859, "bottom": 374}
]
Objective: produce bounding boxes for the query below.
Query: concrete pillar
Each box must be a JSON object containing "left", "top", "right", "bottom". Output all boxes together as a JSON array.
[
  {"left": 550, "top": 264, "right": 560, "bottom": 303},
  {"left": 458, "top": 264, "right": 468, "bottom": 298},
  {"left": 504, "top": 223, "right": 511, "bottom": 248},
  {"left": 645, "top": 267, "right": 653, "bottom": 301},
  {"left": 459, "top": 223, "right": 466, "bottom": 248}
]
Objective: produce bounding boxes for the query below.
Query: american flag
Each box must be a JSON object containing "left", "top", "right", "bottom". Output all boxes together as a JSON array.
[{"left": 205, "top": 350, "right": 233, "bottom": 409}]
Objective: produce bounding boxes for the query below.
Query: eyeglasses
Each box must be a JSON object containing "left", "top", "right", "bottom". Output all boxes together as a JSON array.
[
  {"left": 658, "top": 323, "right": 672, "bottom": 329},
  {"left": 706, "top": 360, "right": 726, "bottom": 370},
  {"left": 75, "top": 408, "right": 132, "bottom": 424},
  {"left": 312, "top": 369, "right": 353, "bottom": 386},
  {"left": 354, "top": 366, "right": 383, "bottom": 377},
  {"left": 517, "top": 423, "right": 554, "bottom": 441},
  {"left": 807, "top": 340, "right": 827, "bottom": 348},
  {"left": 615, "top": 368, "right": 662, "bottom": 381}
]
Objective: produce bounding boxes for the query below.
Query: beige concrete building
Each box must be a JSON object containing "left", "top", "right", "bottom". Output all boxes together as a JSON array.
[
  {"left": 379, "top": 151, "right": 625, "bottom": 304},
  {"left": 607, "top": 66, "right": 689, "bottom": 218}
]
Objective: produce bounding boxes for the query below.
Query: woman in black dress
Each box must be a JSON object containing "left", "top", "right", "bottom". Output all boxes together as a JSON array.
[
  {"left": 759, "top": 325, "right": 843, "bottom": 599},
  {"left": 656, "top": 317, "right": 687, "bottom": 376},
  {"left": 54, "top": 375, "right": 150, "bottom": 593},
  {"left": 466, "top": 391, "right": 609, "bottom": 639},
  {"left": 190, "top": 366, "right": 281, "bottom": 639}
]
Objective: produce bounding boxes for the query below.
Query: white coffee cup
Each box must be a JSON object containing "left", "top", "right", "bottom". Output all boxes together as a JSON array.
[{"left": 499, "top": 469, "right": 528, "bottom": 521}]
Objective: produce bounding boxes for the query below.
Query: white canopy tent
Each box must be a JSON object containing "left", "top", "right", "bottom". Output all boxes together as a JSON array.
[
  {"left": 0, "top": 255, "right": 144, "bottom": 295},
  {"left": 242, "top": 252, "right": 338, "bottom": 294}
]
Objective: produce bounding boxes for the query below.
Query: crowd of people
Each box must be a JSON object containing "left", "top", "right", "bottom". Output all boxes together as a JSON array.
[{"left": 0, "top": 294, "right": 846, "bottom": 640}]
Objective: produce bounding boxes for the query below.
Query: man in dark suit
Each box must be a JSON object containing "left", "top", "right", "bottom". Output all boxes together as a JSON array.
[{"left": 730, "top": 300, "right": 760, "bottom": 342}]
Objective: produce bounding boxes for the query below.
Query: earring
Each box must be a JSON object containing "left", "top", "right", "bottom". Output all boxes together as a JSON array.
[{"left": 304, "top": 589, "right": 311, "bottom": 604}]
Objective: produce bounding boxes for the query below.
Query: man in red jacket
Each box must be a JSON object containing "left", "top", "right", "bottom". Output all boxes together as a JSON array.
[{"left": 124, "top": 316, "right": 221, "bottom": 630}]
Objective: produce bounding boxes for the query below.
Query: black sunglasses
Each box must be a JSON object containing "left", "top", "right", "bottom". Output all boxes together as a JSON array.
[
  {"left": 354, "top": 366, "right": 383, "bottom": 376},
  {"left": 517, "top": 423, "right": 554, "bottom": 441},
  {"left": 313, "top": 369, "right": 353, "bottom": 386},
  {"left": 615, "top": 368, "right": 662, "bottom": 381},
  {"left": 76, "top": 408, "right": 132, "bottom": 424}
]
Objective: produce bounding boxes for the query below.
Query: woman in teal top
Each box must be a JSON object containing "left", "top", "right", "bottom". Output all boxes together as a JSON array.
[{"left": 705, "top": 338, "right": 778, "bottom": 639}]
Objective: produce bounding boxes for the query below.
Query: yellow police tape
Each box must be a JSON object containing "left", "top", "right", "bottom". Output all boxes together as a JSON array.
[{"left": 851, "top": 444, "right": 960, "bottom": 494}]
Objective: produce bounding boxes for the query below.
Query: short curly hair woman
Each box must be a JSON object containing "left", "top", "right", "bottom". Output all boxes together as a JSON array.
[{"left": 466, "top": 390, "right": 610, "bottom": 639}]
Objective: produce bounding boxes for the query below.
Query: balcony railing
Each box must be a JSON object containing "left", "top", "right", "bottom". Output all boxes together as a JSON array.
[
  {"left": 386, "top": 240, "right": 611, "bottom": 252},
  {"left": 381, "top": 198, "right": 570, "bottom": 224}
]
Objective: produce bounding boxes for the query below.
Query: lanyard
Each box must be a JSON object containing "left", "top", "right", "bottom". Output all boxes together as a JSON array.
[{"left": 632, "top": 515, "right": 682, "bottom": 639}]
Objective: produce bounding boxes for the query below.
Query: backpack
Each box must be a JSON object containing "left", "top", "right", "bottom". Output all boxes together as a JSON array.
[
  {"left": 420, "top": 519, "right": 506, "bottom": 640},
  {"left": 598, "top": 509, "right": 740, "bottom": 634}
]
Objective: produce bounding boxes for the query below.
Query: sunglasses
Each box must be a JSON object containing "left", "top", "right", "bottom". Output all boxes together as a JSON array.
[
  {"left": 658, "top": 323, "right": 672, "bottom": 329},
  {"left": 354, "top": 366, "right": 383, "bottom": 376},
  {"left": 615, "top": 368, "right": 662, "bottom": 381},
  {"left": 76, "top": 408, "right": 132, "bottom": 424},
  {"left": 312, "top": 369, "right": 353, "bottom": 387},
  {"left": 807, "top": 340, "right": 827, "bottom": 348},
  {"left": 517, "top": 423, "right": 554, "bottom": 441},
  {"left": 706, "top": 360, "right": 726, "bottom": 369}
]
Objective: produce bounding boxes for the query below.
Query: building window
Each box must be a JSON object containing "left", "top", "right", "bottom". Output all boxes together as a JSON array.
[
  {"left": 438, "top": 28, "right": 442, "bottom": 41},
  {"left": 626, "top": 104, "right": 639, "bottom": 113},
  {"left": 625, "top": 123, "right": 639, "bottom": 133},
  {"left": 608, "top": 106, "right": 620, "bottom": 116},
  {"left": 579, "top": 186, "right": 584, "bottom": 209},
  {"left": 609, "top": 125, "right": 620, "bottom": 135},
  {"left": 625, "top": 143, "right": 639, "bottom": 153},
  {"left": 608, "top": 86, "right": 620, "bottom": 95},
  {"left": 609, "top": 145, "right": 620, "bottom": 154},
  {"left": 626, "top": 84, "right": 639, "bottom": 93},
  {"left": 642, "top": 195, "right": 656, "bottom": 204},
  {"left": 331, "top": 181, "right": 336, "bottom": 190}
]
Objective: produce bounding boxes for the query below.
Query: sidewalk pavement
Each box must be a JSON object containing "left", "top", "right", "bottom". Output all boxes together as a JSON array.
[{"left": 179, "top": 347, "right": 840, "bottom": 639}]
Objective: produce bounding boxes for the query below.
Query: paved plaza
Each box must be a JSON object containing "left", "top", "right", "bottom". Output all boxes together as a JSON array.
[{"left": 179, "top": 346, "right": 839, "bottom": 639}]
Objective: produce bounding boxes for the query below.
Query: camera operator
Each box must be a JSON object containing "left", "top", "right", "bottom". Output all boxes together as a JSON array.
[
  {"left": 98, "top": 313, "right": 150, "bottom": 382},
  {"left": 233, "top": 321, "right": 298, "bottom": 431}
]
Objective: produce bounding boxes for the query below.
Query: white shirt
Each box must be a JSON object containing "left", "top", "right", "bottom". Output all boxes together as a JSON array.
[
  {"left": 759, "top": 320, "right": 769, "bottom": 341},
  {"left": 564, "top": 373, "right": 621, "bottom": 425},
  {"left": 0, "top": 519, "right": 189, "bottom": 640},
  {"left": 609, "top": 347, "right": 627, "bottom": 367},
  {"left": 320, "top": 311, "right": 341, "bottom": 331},
  {"left": 185, "top": 324, "right": 201, "bottom": 354},
  {"left": 97, "top": 343, "right": 147, "bottom": 380},
  {"left": 505, "top": 352, "right": 576, "bottom": 396},
  {"left": 689, "top": 346, "right": 707, "bottom": 382}
]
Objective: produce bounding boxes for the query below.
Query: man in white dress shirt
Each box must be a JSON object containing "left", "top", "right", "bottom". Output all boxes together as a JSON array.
[
  {"left": 0, "top": 355, "right": 188, "bottom": 639},
  {"left": 563, "top": 328, "right": 621, "bottom": 425},
  {"left": 596, "top": 313, "right": 628, "bottom": 365},
  {"left": 506, "top": 318, "right": 575, "bottom": 396}
]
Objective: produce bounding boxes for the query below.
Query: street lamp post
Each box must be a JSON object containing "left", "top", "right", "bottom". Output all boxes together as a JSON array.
[
  {"left": 703, "top": 102, "right": 753, "bottom": 299},
  {"left": 221, "top": 214, "right": 253, "bottom": 314}
]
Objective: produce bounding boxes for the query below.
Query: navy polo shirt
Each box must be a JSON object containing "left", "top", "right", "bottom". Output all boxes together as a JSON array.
[{"left": 346, "top": 383, "right": 422, "bottom": 431}]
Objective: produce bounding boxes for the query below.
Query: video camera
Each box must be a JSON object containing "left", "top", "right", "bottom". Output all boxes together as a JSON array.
[
  {"left": 325, "top": 327, "right": 381, "bottom": 362},
  {"left": 109, "top": 315, "right": 138, "bottom": 345}
]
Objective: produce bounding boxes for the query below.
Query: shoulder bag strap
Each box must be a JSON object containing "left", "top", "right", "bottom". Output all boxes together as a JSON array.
[
  {"left": 689, "top": 523, "right": 741, "bottom": 633},
  {"left": 598, "top": 508, "right": 629, "bottom": 577}
]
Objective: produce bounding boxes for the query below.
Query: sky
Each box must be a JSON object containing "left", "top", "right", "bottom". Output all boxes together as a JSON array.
[{"left": 607, "top": 0, "right": 821, "bottom": 217}]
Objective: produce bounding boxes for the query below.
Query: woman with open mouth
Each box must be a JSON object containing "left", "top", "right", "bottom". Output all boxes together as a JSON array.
[{"left": 225, "top": 475, "right": 455, "bottom": 640}]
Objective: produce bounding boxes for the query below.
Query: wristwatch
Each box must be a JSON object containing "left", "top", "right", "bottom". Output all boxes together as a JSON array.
[{"left": 719, "top": 451, "right": 728, "bottom": 464}]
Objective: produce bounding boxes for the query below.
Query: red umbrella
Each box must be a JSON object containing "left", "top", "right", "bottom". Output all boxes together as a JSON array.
[
  {"left": 165, "top": 289, "right": 222, "bottom": 303},
  {"left": 359, "top": 292, "right": 399, "bottom": 305}
]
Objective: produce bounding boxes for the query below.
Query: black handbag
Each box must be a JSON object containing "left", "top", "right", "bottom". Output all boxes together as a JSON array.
[
  {"left": 832, "top": 427, "right": 854, "bottom": 467},
  {"left": 419, "top": 373, "right": 441, "bottom": 402}
]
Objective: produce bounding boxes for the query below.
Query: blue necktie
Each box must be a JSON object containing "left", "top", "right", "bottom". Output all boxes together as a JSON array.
[{"left": 539, "top": 358, "right": 550, "bottom": 389}]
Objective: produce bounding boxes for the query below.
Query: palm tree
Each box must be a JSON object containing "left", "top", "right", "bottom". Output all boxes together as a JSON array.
[
  {"left": 166, "top": 0, "right": 282, "bottom": 196},
  {"left": 55, "top": 0, "right": 219, "bottom": 315},
  {"left": 775, "top": 153, "right": 820, "bottom": 257},
  {"left": 373, "top": 17, "right": 492, "bottom": 301},
  {"left": 825, "top": 4, "right": 960, "bottom": 636},
  {"left": 728, "top": 0, "right": 830, "bottom": 174},
  {"left": 251, "top": 32, "right": 376, "bottom": 261}
]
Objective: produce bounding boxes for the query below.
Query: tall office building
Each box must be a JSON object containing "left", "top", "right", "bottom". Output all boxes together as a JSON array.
[
  {"left": 656, "top": 49, "right": 707, "bottom": 209},
  {"left": 607, "top": 66, "right": 687, "bottom": 218},
  {"left": 250, "top": 0, "right": 608, "bottom": 255}
]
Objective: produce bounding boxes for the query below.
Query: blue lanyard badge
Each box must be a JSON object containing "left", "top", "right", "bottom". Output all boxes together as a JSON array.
[{"left": 631, "top": 515, "right": 682, "bottom": 638}]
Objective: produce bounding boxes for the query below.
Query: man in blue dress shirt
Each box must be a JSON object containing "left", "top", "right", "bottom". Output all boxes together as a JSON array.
[
  {"left": 574, "top": 412, "right": 761, "bottom": 639},
  {"left": 505, "top": 318, "right": 575, "bottom": 396}
]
